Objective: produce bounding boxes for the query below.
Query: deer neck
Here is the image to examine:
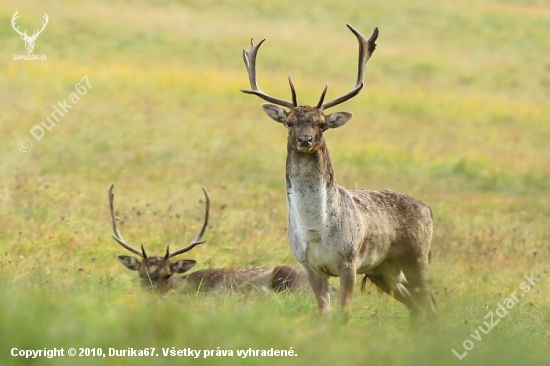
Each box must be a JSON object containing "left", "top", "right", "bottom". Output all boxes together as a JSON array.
[
  {"left": 286, "top": 143, "right": 335, "bottom": 188},
  {"left": 285, "top": 141, "right": 339, "bottom": 231}
]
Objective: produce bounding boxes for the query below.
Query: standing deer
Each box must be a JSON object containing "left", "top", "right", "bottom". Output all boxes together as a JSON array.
[
  {"left": 108, "top": 185, "right": 308, "bottom": 293},
  {"left": 11, "top": 11, "right": 48, "bottom": 54},
  {"left": 240, "top": 24, "right": 438, "bottom": 321}
]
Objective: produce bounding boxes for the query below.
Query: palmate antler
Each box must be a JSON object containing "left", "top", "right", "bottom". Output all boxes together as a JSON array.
[
  {"left": 108, "top": 185, "right": 210, "bottom": 259},
  {"left": 240, "top": 24, "right": 378, "bottom": 111}
]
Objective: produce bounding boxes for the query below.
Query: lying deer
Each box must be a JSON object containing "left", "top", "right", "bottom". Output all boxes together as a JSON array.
[
  {"left": 240, "top": 24, "right": 438, "bottom": 321},
  {"left": 108, "top": 184, "right": 309, "bottom": 293}
]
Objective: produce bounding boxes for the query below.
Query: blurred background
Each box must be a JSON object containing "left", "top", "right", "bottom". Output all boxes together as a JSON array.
[{"left": 0, "top": 1, "right": 548, "bottom": 365}]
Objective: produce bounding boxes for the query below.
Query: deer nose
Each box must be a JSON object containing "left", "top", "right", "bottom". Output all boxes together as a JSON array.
[{"left": 298, "top": 135, "right": 312, "bottom": 147}]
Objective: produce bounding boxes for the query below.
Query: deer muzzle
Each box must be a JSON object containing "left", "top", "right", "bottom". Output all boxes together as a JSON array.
[{"left": 296, "top": 134, "right": 314, "bottom": 153}]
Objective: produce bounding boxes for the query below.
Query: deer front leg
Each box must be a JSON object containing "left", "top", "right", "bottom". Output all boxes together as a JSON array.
[
  {"left": 340, "top": 263, "right": 356, "bottom": 322},
  {"left": 305, "top": 267, "right": 331, "bottom": 315}
]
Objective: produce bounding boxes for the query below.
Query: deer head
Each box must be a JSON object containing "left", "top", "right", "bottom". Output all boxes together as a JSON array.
[
  {"left": 11, "top": 11, "right": 49, "bottom": 54},
  {"left": 240, "top": 24, "right": 378, "bottom": 154},
  {"left": 108, "top": 184, "right": 209, "bottom": 292}
]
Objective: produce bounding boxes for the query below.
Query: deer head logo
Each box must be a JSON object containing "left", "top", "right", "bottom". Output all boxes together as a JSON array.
[{"left": 11, "top": 11, "right": 49, "bottom": 54}]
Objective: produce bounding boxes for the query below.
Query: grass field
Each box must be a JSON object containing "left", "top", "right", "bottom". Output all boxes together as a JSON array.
[{"left": 1, "top": 0, "right": 549, "bottom": 365}]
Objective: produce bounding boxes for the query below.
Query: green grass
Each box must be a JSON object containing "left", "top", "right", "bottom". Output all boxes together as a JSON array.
[{"left": 1, "top": 0, "right": 549, "bottom": 365}]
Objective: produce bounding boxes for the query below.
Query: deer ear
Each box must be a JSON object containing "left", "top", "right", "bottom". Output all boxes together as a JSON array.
[
  {"left": 117, "top": 255, "right": 141, "bottom": 271},
  {"left": 262, "top": 104, "right": 288, "bottom": 124},
  {"left": 325, "top": 112, "right": 353, "bottom": 130},
  {"left": 173, "top": 260, "right": 197, "bottom": 274}
]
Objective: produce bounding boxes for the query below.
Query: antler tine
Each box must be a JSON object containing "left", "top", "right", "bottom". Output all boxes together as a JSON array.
[
  {"left": 31, "top": 13, "right": 48, "bottom": 38},
  {"left": 288, "top": 75, "right": 297, "bottom": 106},
  {"left": 11, "top": 11, "right": 27, "bottom": 37},
  {"left": 168, "top": 187, "right": 210, "bottom": 258},
  {"left": 108, "top": 184, "right": 144, "bottom": 258},
  {"left": 315, "top": 83, "right": 329, "bottom": 109},
  {"left": 37, "top": 13, "right": 48, "bottom": 35},
  {"left": 320, "top": 25, "right": 379, "bottom": 110},
  {"left": 240, "top": 38, "right": 296, "bottom": 109}
]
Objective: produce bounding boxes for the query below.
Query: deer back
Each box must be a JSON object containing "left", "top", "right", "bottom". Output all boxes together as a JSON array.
[
  {"left": 349, "top": 189, "right": 433, "bottom": 267},
  {"left": 174, "top": 265, "right": 309, "bottom": 293}
]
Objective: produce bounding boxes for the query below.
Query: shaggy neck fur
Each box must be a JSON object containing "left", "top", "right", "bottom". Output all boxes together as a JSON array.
[
  {"left": 285, "top": 139, "right": 335, "bottom": 190},
  {"left": 285, "top": 140, "right": 344, "bottom": 267}
]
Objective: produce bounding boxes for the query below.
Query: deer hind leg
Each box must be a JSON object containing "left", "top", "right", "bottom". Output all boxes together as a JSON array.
[
  {"left": 398, "top": 256, "right": 438, "bottom": 322},
  {"left": 304, "top": 267, "right": 331, "bottom": 315},
  {"left": 363, "top": 260, "right": 418, "bottom": 313}
]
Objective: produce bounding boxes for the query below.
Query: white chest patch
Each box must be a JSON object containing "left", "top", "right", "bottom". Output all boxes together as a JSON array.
[{"left": 287, "top": 181, "right": 342, "bottom": 273}]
